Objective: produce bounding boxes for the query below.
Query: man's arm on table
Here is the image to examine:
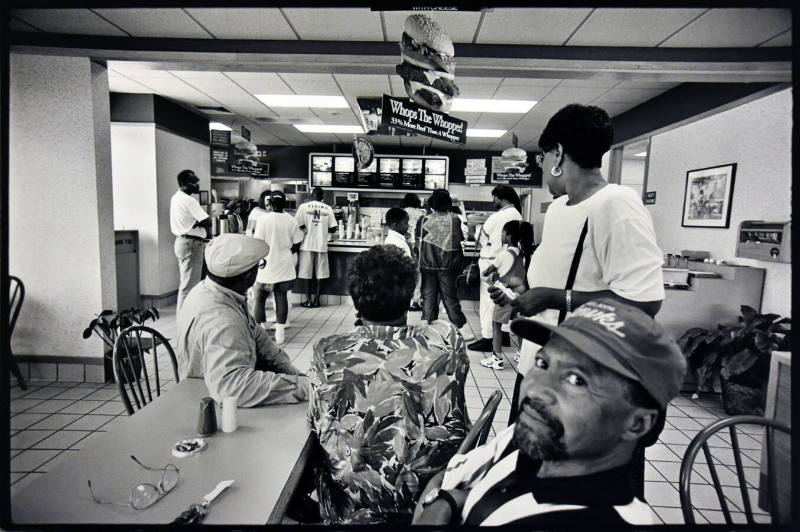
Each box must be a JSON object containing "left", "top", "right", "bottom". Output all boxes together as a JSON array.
[
  {"left": 491, "top": 286, "right": 662, "bottom": 318},
  {"left": 411, "top": 470, "right": 469, "bottom": 525}
]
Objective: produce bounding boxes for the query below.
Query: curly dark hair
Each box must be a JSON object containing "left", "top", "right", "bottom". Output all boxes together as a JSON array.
[
  {"left": 400, "top": 192, "right": 422, "bottom": 209},
  {"left": 385, "top": 207, "right": 409, "bottom": 228},
  {"left": 348, "top": 245, "right": 417, "bottom": 322},
  {"left": 428, "top": 188, "right": 452, "bottom": 212},
  {"left": 177, "top": 169, "right": 197, "bottom": 187},
  {"left": 538, "top": 104, "right": 613, "bottom": 169}
]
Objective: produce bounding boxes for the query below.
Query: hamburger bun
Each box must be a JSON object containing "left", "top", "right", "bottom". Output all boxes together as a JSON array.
[{"left": 404, "top": 14, "right": 454, "bottom": 58}]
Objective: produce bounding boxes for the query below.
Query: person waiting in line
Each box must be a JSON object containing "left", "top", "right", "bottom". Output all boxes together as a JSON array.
[
  {"left": 295, "top": 187, "right": 338, "bottom": 308},
  {"left": 416, "top": 189, "right": 473, "bottom": 341},
  {"left": 384, "top": 207, "right": 412, "bottom": 258},
  {"left": 468, "top": 185, "right": 522, "bottom": 353},
  {"left": 245, "top": 189, "right": 270, "bottom": 237},
  {"left": 490, "top": 103, "right": 666, "bottom": 500},
  {"left": 480, "top": 220, "right": 534, "bottom": 370},
  {"left": 401, "top": 192, "right": 427, "bottom": 312},
  {"left": 170, "top": 169, "right": 211, "bottom": 312},
  {"left": 412, "top": 298, "right": 686, "bottom": 526},
  {"left": 176, "top": 233, "right": 309, "bottom": 407},
  {"left": 308, "top": 245, "right": 469, "bottom": 524},
  {"left": 252, "top": 191, "right": 304, "bottom": 345}
]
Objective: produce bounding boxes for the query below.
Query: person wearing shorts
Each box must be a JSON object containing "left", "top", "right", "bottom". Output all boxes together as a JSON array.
[{"left": 295, "top": 187, "right": 337, "bottom": 307}]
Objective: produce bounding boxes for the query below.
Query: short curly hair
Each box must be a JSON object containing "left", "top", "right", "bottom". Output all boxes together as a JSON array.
[
  {"left": 538, "top": 104, "right": 613, "bottom": 169},
  {"left": 348, "top": 245, "right": 417, "bottom": 322}
]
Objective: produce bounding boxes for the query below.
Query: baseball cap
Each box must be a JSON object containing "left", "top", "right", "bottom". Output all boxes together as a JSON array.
[
  {"left": 204, "top": 234, "right": 269, "bottom": 277},
  {"left": 510, "top": 298, "right": 686, "bottom": 408}
]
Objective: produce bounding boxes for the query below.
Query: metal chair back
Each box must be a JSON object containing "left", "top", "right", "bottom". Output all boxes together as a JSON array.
[
  {"left": 8, "top": 276, "right": 27, "bottom": 390},
  {"left": 679, "top": 415, "right": 791, "bottom": 525},
  {"left": 113, "top": 325, "right": 179, "bottom": 415},
  {"left": 457, "top": 390, "right": 503, "bottom": 455}
]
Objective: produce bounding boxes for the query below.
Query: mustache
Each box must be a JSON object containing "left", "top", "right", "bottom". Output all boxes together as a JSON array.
[{"left": 520, "top": 397, "right": 564, "bottom": 439}]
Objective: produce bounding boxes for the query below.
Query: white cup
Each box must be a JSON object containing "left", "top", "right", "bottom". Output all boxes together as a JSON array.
[{"left": 221, "top": 397, "right": 238, "bottom": 433}]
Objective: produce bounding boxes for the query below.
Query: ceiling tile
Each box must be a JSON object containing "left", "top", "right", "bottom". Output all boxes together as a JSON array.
[
  {"left": 592, "top": 87, "right": 669, "bottom": 104},
  {"left": 94, "top": 8, "right": 212, "bottom": 39},
  {"left": 542, "top": 85, "right": 611, "bottom": 103},
  {"left": 133, "top": 77, "right": 218, "bottom": 107},
  {"left": 660, "top": 8, "right": 792, "bottom": 47},
  {"left": 313, "top": 108, "right": 363, "bottom": 126},
  {"left": 758, "top": 29, "right": 792, "bottom": 47},
  {"left": 184, "top": 8, "right": 297, "bottom": 40},
  {"left": 9, "top": 16, "right": 40, "bottom": 32},
  {"left": 456, "top": 77, "right": 502, "bottom": 98},
  {"left": 559, "top": 77, "right": 621, "bottom": 89},
  {"left": 476, "top": 8, "right": 593, "bottom": 45},
  {"left": 389, "top": 77, "right": 407, "bottom": 98},
  {"left": 12, "top": 8, "right": 128, "bottom": 36},
  {"left": 270, "top": 108, "right": 319, "bottom": 120},
  {"left": 614, "top": 80, "right": 680, "bottom": 89},
  {"left": 567, "top": 8, "right": 706, "bottom": 46},
  {"left": 108, "top": 73, "right": 152, "bottom": 94},
  {"left": 450, "top": 112, "right": 482, "bottom": 125},
  {"left": 223, "top": 72, "right": 293, "bottom": 94},
  {"left": 473, "top": 114, "right": 523, "bottom": 129},
  {"left": 381, "top": 10, "right": 483, "bottom": 43},
  {"left": 282, "top": 8, "right": 382, "bottom": 41},
  {"left": 277, "top": 73, "right": 340, "bottom": 95},
  {"left": 492, "top": 84, "right": 554, "bottom": 101},
  {"left": 169, "top": 71, "right": 270, "bottom": 115}
]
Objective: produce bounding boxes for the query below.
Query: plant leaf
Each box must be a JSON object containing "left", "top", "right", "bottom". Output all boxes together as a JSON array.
[
  {"left": 740, "top": 305, "right": 757, "bottom": 323},
  {"left": 720, "top": 349, "right": 758, "bottom": 380},
  {"left": 82, "top": 327, "right": 94, "bottom": 339},
  {"left": 99, "top": 310, "right": 114, "bottom": 317}
]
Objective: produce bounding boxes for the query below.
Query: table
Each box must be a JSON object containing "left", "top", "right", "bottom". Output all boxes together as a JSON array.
[{"left": 11, "top": 378, "right": 312, "bottom": 525}]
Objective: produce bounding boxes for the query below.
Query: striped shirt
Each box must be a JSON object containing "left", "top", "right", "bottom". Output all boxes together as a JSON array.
[{"left": 440, "top": 425, "right": 656, "bottom": 526}]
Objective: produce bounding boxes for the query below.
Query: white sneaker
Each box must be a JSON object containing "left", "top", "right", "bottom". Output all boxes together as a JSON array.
[
  {"left": 269, "top": 321, "right": 292, "bottom": 329},
  {"left": 459, "top": 325, "right": 475, "bottom": 341},
  {"left": 265, "top": 313, "right": 277, "bottom": 323},
  {"left": 479, "top": 354, "right": 504, "bottom": 370},
  {"left": 274, "top": 324, "right": 285, "bottom": 345}
]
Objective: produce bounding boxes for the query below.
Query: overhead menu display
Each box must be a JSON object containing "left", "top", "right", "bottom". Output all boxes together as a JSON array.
[
  {"left": 381, "top": 95, "right": 467, "bottom": 145},
  {"left": 490, "top": 156, "right": 541, "bottom": 187},
  {"left": 209, "top": 130, "right": 269, "bottom": 178},
  {"left": 309, "top": 152, "right": 448, "bottom": 191}
]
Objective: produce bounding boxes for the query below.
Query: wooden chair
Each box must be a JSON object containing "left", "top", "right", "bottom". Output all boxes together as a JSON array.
[
  {"left": 679, "top": 415, "right": 791, "bottom": 525},
  {"left": 457, "top": 390, "right": 503, "bottom": 454},
  {"left": 8, "top": 275, "right": 27, "bottom": 390},
  {"left": 113, "top": 325, "right": 179, "bottom": 415}
]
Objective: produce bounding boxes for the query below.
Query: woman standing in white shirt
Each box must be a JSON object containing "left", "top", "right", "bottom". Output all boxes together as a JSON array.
[{"left": 253, "top": 191, "right": 304, "bottom": 344}]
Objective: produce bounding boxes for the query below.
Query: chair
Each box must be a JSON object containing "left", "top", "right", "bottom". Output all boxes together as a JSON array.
[
  {"left": 679, "top": 415, "right": 791, "bottom": 525},
  {"left": 8, "top": 275, "right": 27, "bottom": 390},
  {"left": 113, "top": 325, "right": 179, "bottom": 415},
  {"left": 457, "top": 390, "right": 503, "bottom": 454}
]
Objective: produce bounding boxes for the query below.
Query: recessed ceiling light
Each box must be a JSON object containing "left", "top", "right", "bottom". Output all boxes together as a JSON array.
[
  {"left": 451, "top": 99, "right": 537, "bottom": 113},
  {"left": 256, "top": 95, "right": 349, "bottom": 108},
  {"left": 208, "top": 122, "right": 232, "bottom": 131},
  {"left": 467, "top": 129, "right": 507, "bottom": 138},
  {"left": 294, "top": 124, "right": 365, "bottom": 134},
  {"left": 634, "top": 151, "right": 648, "bottom": 157}
]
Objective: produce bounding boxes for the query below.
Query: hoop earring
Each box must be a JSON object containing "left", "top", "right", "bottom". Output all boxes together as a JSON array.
[{"left": 550, "top": 166, "right": 562, "bottom": 177}]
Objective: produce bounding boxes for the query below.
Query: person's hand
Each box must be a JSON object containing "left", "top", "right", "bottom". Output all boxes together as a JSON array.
[
  {"left": 413, "top": 489, "right": 469, "bottom": 525},
  {"left": 294, "top": 375, "right": 310, "bottom": 401},
  {"left": 510, "top": 287, "right": 560, "bottom": 317},
  {"left": 488, "top": 284, "right": 510, "bottom": 306}
]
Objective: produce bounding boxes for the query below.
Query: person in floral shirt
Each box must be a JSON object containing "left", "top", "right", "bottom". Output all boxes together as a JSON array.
[{"left": 308, "top": 245, "right": 470, "bottom": 524}]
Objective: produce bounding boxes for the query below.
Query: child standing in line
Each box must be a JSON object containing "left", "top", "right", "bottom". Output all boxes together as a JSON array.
[{"left": 480, "top": 220, "right": 534, "bottom": 369}]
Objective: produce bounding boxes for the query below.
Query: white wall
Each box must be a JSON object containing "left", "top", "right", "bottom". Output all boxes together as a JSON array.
[
  {"left": 645, "top": 88, "right": 792, "bottom": 317},
  {"left": 111, "top": 123, "right": 159, "bottom": 295},
  {"left": 620, "top": 157, "right": 645, "bottom": 199},
  {"left": 10, "top": 54, "right": 116, "bottom": 359}
]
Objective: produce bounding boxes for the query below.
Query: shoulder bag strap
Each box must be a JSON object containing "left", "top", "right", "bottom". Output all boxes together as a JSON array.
[{"left": 557, "top": 218, "right": 589, "bottom": 324}]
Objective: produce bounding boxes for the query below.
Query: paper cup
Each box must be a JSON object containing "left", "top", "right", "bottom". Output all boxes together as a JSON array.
[{"left": 221, "top": 397, "right": 238, "bottom": 433}]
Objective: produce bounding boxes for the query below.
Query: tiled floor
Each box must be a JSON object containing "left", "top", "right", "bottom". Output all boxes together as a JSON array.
[{"left": 9, "top": 299, "right": 771, "bottom": 525}]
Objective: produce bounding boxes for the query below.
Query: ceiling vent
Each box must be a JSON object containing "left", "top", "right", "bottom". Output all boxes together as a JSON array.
[{"left": 195, "top": 105, "right": 233, "bottom": 114}]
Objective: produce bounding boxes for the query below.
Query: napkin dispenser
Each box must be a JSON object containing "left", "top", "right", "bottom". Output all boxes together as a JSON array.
[{"left": 736, "top": 220, "right": 791, "bottom": 263}]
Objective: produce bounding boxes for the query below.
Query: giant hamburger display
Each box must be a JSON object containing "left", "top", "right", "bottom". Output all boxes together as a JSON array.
[
  {"left": 396, "top": 14, "right": 460, "bottom": 113},
  {"left": 500, "top": 147, "right": 529, "bottom": 173}
]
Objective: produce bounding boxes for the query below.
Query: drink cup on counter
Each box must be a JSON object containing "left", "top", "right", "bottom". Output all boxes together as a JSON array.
[
  {"left": 197, "top": 397, "right": 218, "bottom": 436},
  {"left": 221, "top": 397, "right": 238, "bottom": 433}
]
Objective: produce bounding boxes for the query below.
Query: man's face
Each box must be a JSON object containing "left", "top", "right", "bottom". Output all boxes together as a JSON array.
[
  {"left": 184, "top": 174, "right": 200, "bottom": 194},
  {"left": 513, "top": 336, "right": 635, "bottom": 462},
  {"left": 395, "top": 217, "right": 410, "bottom": 237}
]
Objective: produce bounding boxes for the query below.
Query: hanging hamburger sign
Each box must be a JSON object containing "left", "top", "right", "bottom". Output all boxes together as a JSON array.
[{"left": 382, "top": 14, "right": 467, "bottom": 145}]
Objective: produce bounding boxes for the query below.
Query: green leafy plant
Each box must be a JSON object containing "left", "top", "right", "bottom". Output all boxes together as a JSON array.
[
  {"left": 82, "top": 307, "right": 160, "bottom": 351},
  {"left": 678, "top": 305, "right": 791, "bottom": 415}
]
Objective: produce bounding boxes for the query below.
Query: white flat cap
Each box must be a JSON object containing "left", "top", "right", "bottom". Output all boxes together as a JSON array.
[{"left": 204, "top": 234, "right": 269, "bottom": 277}]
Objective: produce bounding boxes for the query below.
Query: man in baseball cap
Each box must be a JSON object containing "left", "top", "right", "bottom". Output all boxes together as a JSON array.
[
  {"left": 413, "top": 298, "right": 685, "bottom": 527},
  {"left": 177, "top": 233, "right": 310, "bottom": 407}
]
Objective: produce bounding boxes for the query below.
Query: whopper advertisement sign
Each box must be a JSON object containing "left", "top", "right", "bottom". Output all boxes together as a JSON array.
[{"left": 381, "top": 94, "right": 467, "bottom": 145}]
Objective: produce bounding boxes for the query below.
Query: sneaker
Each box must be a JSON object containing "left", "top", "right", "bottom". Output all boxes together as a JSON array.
[
  {"left": 274, "top": 324, "right": 285, "bottom": 345},
  {"left": 458, "top": 325, "right": 475, "bottom": 341},
  {"left": 467, "top": 338, "right": 494, "bottom": 352},
  {"left": 480, "top": 353, "right": 504, "bottom": 370},
  {"left": 269, "top": 321, "right": 292, "bottom": 329}
]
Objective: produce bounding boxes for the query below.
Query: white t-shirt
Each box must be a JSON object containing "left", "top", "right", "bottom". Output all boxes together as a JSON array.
[
  {"left": 479, "top": 205, "right": 522, "bottom": 262},
  {"left": 170, "top": 190, "right": 209, "bottom": 238},
  {"left": 295, "top": 200, "right": 337, "bottom": 252},
  {"left": 519, "top": 184, "right": 665, "bottom": 374},
  {"left": 246, "top": 207, "right": 268, "bottom": 237},
  {"left": 253, "top": 212, "right": 304, "bottom": 284},
  {"left": 384, "top": 229, "right": 412, "bottom": 258}
]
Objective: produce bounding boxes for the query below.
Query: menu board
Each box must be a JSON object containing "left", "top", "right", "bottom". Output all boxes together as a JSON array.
[
  {"left": 309, "top": 153, "right": 448, "bottom": 192},
  {"left": 490, "top": 156, "right": 542, "bottom": 187},
  {"left": 210, "top": 130, "right": 270, "bottom": 178}
]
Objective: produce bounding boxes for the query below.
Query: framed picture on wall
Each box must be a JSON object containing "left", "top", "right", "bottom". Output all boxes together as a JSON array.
[
  {"left": 681, "top": 163, "right": 736, "bottom": 228},
  {"left": 199, "top": 190, "right": 209, "bottom": 206}
]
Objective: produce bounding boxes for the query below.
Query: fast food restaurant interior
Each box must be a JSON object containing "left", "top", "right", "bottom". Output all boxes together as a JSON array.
[{"left": 3, "top": 4, "right": 793, "bottom": 527}]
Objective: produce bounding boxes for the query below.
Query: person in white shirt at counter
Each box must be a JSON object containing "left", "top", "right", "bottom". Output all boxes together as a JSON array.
[
  {"left": 253, "top": 191, "right": 304, "bottom": 345},
  {"left": 177, "top": 233, "right": 310, "bottom": 407},
  {"left": 245, "top": 190, "right": 270, "bottom": 237},
  {"left": 383, "top": 207, "right": 412, "bottom": 258},
  {"left": 170, "top": 169, "right": 211, "bottom": 312},
  {"left": 295, "top": 187, "right": 338, "bottom": 308},
  {"left": 468, "top": 184, "right": 522, "bottom": 352}
]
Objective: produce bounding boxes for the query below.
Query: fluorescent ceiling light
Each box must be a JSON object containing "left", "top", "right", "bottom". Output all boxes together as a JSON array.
[
  {"left": 467, "top": 129, "right": 507, "bottom": 138},
  {"left": 256, "top": 94, "right": 349, "bottom": 108},
  {"left": 209, "top": 122, "right": 232, "bottom": 131},
  {"left": 451, "top": 99, "right": 537, "bottom": 113},
  {"left": 294, "top": 124, "right": 365, "bottom": 134},
  {"left": 634, "top": 151, "right": 648, "bottom": 157}
]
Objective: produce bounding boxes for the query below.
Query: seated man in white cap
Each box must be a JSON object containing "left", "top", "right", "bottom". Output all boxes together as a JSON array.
[
  {"left": 177, "top": 233, "right": 309, "bottom": 407},
  {"left": 413, "top": 298, "right": 686, "bottom": 527}
]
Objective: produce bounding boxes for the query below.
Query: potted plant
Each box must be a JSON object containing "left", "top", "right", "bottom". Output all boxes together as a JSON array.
[
  {"left": 678, "top": 305, "right": 791, "bottom": 416},
  {"left": 82, "top": 307, "right": 160, "bottom": 383}
]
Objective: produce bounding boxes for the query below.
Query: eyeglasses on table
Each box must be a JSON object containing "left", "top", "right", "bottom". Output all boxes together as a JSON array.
[{"left": 87, "top": 455, "right": 180, "bottom": 510}]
